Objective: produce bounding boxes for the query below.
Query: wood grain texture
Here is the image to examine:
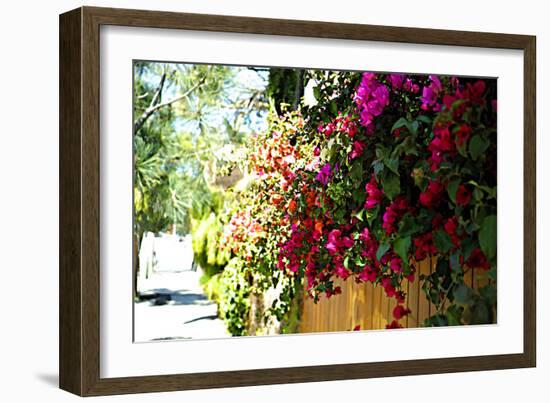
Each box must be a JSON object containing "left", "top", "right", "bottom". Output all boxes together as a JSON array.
[
  {"left": 59, "top": 6, "right": 537, "bottom": 396},
  {"left": 299, "top": 259, "right": 492, "bottom": 333},
  {"left": 59, "top": 8, "right": 82, "bottom": 396}
]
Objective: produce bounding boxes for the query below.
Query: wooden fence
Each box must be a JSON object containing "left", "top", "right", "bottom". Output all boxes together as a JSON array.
[{"left": 299, "top": 257, "right": 491, "bottom": 333}]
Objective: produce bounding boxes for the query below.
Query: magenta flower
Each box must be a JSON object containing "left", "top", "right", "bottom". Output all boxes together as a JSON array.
[
  {"left": 364, "top": 175, "right": 383, "bottom": 209},
  {"left": 354, "top": 72, "right": 390, "bottom": 132},
  {"left": 382, "top": 196, "right": 409, "bottom": 235},
  {"left": 326, "top": 229, "right": 342, "bottom": 255},
  {"left": 387, "top": 74, "right": 405, "bottom": 90},
  {"left": 420, "top": 75, "right": 443, "bottom": 111},
  {"left": 334, "top": 264, "right": 350, "bottom": 280},
  {"left": 390, "top": 257, "right": 403, "bottom": 272},
  {"left": 342, "top": 236, "right": 354, "bottom": 248},
  {"left": 316, "top": 163, "right": 332, "bottom": 185}
]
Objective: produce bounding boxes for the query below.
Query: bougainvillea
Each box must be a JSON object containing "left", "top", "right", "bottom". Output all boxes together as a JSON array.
[{"left": 222, "top": 69, "right": 497, "bottom": 332}]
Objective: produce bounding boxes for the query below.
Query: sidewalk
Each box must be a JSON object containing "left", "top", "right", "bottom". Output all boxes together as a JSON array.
[{"left": 134, "top": 269, "right": 229, "bottom": 342}]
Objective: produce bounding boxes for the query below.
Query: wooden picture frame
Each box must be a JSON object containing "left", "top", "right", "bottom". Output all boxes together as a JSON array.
[{"left": 59, "top": 6, "right": 536, "bottom": 396}]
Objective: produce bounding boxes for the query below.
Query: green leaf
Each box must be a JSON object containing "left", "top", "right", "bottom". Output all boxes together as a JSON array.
[
  {"left": 393, "top": 236, "right": 411, "bottom": 262},
  {"left": 410, "top": 121, "right": 419, "bottom": 135},
  {"left": 398, "top": 214, "right": 422, "bottom": 237},
  {"left": 376, "top": 242, "right": 390, "bottom": 261},
  {"left": 433, "top": 230, "right": 455, "bottom": 254},
  {"left": 376, "top": 144, "right": 390, "bottom": 160},
  {"left": 401, "top": 136, "right": 419, "bottom": 156},
  {"left": 350, "top": 162, "right": 363, "bottom": 181},
  {"left": 436, "top": 258, "right": 449, "bottom": 275},
  {"left": 416, "top": 115, "right": 432, "bottom": 125},
  {"left": 381, "top": 172, "right": 400, "bottom": 200},
  {"left": 461, "top": 237, "right": 477, "bottom": 260},
  {"left": 366, "top": 205, "right": 379, "bottom": 225},
  {"left": 469, "top": 134, "right": 490, "bottom": 161},
  {"left": 450, "top": 251, "right": 461, "bottom": 272},
  {"left": 373, "top": 161, "right": 385, "bottom": 175},
  {"left": 480, "top": 284, "right": 497, "bottom": 306},
  {"left": 453, "top": 284, "right": 474, "bottom": 306},
  {"left": 344, "top": 255, "right": 350, "bottom": 269},
  {"left": 446, "top": 178, "right": 461, "bottom": 204},
  {"left": 479, "top": 215, "right": 497, "bottom": 260},
  {"left": 352, "top": 209, "right": 364, "bottom": 222},
  {"left": 470, "top": 301, "right": 490, "bottom": 324},
  {"left": 445, "top": 305, "right": 463, "bottom": 326},
  {"left": 424, "top": 314, "right": 448, "bottom": 327},
  {"left": 391, "top": 117, "right": 409, "bottom": 133},
  {"left": 384, "top": 157, "right": 399, "bottom": 175},
  {"left": 329, "top": 100, "right": 338, "bottom": 116}
]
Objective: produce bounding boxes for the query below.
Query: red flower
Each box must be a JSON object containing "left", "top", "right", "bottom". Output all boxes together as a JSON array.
[
  {"left": 358, "top": 266, "right": 377, "bottom": 282},
  {"left": 466, "top": 248, "right": 491, "bottom": 270},
  {"left": 382, "top": 196, "right": 409, "bottom": 235},
  {"left": 455, "top": 184, "right": 472, "bottom": 206},
  {"left": 414, "top": 233, "right": 437, "bottom": 260},
  {"left": 334, "top": 264, "right": 350, "bottom": 280},
  {"left": 390, "top": 257, "right": 403, "bottom": 272},
  {"left": 349, "top": 140, "right": 365, "bottom": 160},
  {"left": 455, "top": 124, "right": 471, "bottom": 147},
  {"left": 386, "top": 320, "right": 403, "bottom": 329},
  {"left": 392, "top": 304, "right": 412, "bottom": 320},
  {"left": 419, "top": 180, "right": 444, "bottom": 208},
  {"left": 444, "top": 216, "right": 461, "bottom": 246},
  {"left": 288, "top": 199, "right": 297, "bottom": 213},
  {"left": 381, "top": 277, "right": 396, "bottom": 298}
]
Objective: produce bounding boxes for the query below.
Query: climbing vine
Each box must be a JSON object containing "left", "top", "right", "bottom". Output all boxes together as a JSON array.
[{"left": 219, "top": 70, "right": 497, "bottom": 333}]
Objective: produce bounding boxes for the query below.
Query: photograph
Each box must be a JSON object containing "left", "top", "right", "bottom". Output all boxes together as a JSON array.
[{"left": 132, "top": 61, "right": 498, "bottom": 342}]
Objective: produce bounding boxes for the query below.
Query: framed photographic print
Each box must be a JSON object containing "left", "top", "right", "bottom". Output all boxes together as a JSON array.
[{"left": 59, "top": 6, "right": 536, "bottom": 396}]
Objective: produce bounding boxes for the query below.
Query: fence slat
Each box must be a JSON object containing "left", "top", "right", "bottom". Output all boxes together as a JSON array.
[{"left": 299, "top": 258, "right": 491, "bottom": 334}]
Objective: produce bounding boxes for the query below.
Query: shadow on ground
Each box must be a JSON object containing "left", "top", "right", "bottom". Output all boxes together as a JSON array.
[{"left": 35, "top": 373, "right": 58, "bottom": 388}]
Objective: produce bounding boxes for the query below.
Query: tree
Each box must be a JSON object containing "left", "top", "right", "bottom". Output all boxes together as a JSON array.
[{"left": 132, "top": 61, "right": 269, "bottom": 295}]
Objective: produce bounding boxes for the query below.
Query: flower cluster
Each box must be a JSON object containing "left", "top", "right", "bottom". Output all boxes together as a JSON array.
[
  {"left": 224, "top": 70, "right": 497, "bottom": 332},
  {"left": 353, "top": 72, "right": 390, "bottom": 133}
]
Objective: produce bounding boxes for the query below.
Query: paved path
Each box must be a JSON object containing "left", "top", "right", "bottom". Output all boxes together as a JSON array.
[{"left": 134, "top": 269, "right": 229, "bottom": 342}]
